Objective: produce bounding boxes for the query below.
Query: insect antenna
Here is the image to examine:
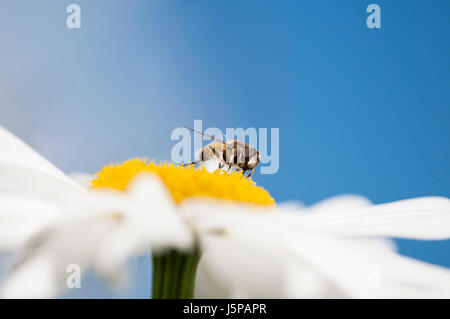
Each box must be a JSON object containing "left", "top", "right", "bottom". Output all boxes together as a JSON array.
[{"left": 183, "top": 125, "right": 226, "bottom": 145}]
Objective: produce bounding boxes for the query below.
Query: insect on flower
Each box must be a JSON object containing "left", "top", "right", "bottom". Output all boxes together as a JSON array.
[{"left": 183, "top": 126, "right": 261, "bottom": 178}]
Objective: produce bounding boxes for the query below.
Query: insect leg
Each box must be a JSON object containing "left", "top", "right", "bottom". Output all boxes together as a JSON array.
[
  {"left": 246, "top": 167, "right": 256, "bottom": 178},
  {"left": 184, "top": 160, "right": 200, "bottom": 166}
]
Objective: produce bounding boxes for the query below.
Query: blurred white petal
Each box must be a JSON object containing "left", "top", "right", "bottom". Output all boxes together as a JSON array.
[
  {"left": 185, "top": 197, "right": 450, "bottom": 241},
  {"left": 1, "top": 175, "right": 193, "bottom": 298},
  {"left": 92, "top": 175, "right": 193, "bottom": 284},
  {"left": 276, "top": 195, "right": 370, "bottom": 215},
  {"left": 281, "top": 197, "right": 450, "bottom": 240},
  {"left": 180, "top": 199, "right": 277, "bottom": 236},
  {"left": 0, "top": 127, "right": 83, "bottom": 234},
  {"left": 195, "top": 226, "right": 450, "bottom": 299},
  {"left": 0, "top": 162, "right": 83, "bottom": 201},
  {"left": 195, "top": 233, "right": 344, "bottom": 298},
  {"left": 68, "top": 172, "right": 93, "bottom": 189},
  {"left": 0, "top": 194, "right": 60, "bottom": 250},
  {"left": 276, "top": 201, "right": 305, "bottom": 211},
  {"left": 304, "top": 194, "right": 372, "bottom": 213},
  {"left": 1, "top": 257, "right": 59, "bottom": 299},
  {"left": 281, "top": 196, "right": 396, "bottom": 251},
  {"left": 0, "top": 125, "right": 82, "bottom": 192},
  {"left": 286, "top": 235, "right": 450, "bottom": 298},
  {"left": 185, "top": 199, "right": 450, "bottom": 298}
]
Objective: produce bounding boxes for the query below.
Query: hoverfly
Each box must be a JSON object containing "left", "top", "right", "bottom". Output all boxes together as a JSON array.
[{"left": 183, "top": 126, "right": 260, "bottom": 178}]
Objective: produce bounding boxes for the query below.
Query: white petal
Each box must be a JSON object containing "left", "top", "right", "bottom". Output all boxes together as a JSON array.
[
  {"left": 195, "top": 233, "right": 345, "bottom": 298},
  {"left": 0, "top": 128, "right": 85, "bottom": 252},
  {"left": 1, "top": 212, "right": 123, "bottom": 298},
  {"left": 187, "top": 200, "right": 450, "bottom": 298},
  {"left": 305, "top": 195, "right": 372, "bottom": 213},
  {"left": 0, "top": 126, "right": 81, "bottom": 191},
  {"left": 0, "top": 194, "right": 60, "bottom": 250},
  {"left": 277, "top": 195, "right": 371, "bottom": 216},
  {"left": 0, "top": 161, "right": 83, "bottom": 200},
  {"left": 1, "top": 257, "right": 59, "bottom": 299},
  {"left": 186, "top": 202, "right": 344, "bottom": 298},
  {"left": 283, "top": 197, "right": 450, "bottom": 240},
  {"left": 68, "top": 172, "right": 93, "bottom": 189},
  {"left": 196, "top": 226, "right": 450, "bottom": 298},
  {"left": 125, "top": 174, "right": 194, "bottom": 251},
  {"left": 1, "top": 174, "right": 192, "bottom": 298},
  {"left": 276, "top": 201, "right": 305, "bottom": 211},
  {"left": 85, "top": 176, "right": 192, "bottom": 287},
  {"left": 286, "top": 234, "right": 450, "bottom": 298},
  {"left": 185, "top": 196, "right": 450, "bottom": 240},
  {"left": 180, "top": 199, "right": 277, "bottom": 236}
]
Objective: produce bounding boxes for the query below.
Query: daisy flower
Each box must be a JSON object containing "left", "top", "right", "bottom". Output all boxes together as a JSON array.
[{"left": 0, "top": 125, "right": 449, "bottom": 298}]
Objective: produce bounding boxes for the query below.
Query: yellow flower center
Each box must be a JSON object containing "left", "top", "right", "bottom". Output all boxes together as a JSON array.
[{"left": 91, "top": 158, "right": 274, "bottom": 206}]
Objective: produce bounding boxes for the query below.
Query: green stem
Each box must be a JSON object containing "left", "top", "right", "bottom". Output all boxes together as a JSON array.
[{"left": 151, "top": 249, "right": 201, "bottom": 299}]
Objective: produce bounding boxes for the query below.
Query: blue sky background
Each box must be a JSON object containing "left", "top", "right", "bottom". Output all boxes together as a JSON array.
[{"left": 0, "top": 1, "right": 449, "bottom": 297}]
